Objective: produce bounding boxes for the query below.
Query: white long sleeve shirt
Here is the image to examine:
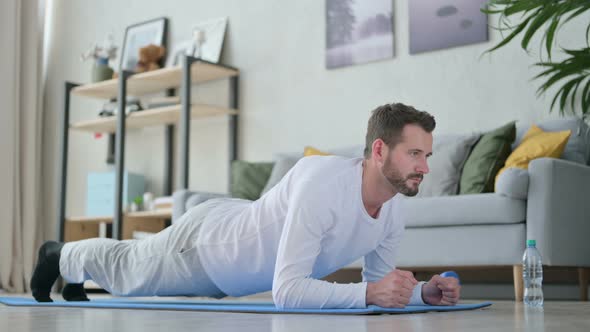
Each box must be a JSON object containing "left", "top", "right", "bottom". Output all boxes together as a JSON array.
[{"left": 196, "top": 156, "right": 425, "bottom": 308}]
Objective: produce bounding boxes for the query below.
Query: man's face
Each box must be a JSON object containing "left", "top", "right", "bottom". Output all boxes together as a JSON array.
[{"left": 381, "top": 124, "right": 433, "bottom": 196}]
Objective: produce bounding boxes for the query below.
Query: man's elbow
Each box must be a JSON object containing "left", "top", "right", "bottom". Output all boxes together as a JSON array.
[
  {"left": 272, "top": 284, "right": 289, "bottom": 309},
  {"left": 272, "top": 281, "right": 299, "bottom": 309}
]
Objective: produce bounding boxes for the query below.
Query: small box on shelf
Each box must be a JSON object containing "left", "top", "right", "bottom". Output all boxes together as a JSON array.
[{"left": 86, "top": 171, "right": 145, "bottom": 217}]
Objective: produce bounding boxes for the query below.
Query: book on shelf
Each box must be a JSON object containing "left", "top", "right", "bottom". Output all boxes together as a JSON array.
[
  {"left": 153, "top": 196, "right": 173, "bottom": 210},
  {"left": 144, "top": 96, "right": 180, "bottom": 109}
]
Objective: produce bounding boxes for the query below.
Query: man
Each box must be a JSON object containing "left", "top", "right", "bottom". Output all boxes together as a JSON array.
[{"left": 31, "top": 103, "right": 461, "bottom": 308}]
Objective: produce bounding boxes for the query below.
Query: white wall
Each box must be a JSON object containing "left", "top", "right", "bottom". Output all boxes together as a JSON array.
[{"left": 41, "top": 0, "right": 588, "bottom": 237}]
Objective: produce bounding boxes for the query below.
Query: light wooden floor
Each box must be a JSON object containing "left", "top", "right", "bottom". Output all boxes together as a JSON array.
[{"left": 1, "top": 293, "right": 589, "bottom": 332}]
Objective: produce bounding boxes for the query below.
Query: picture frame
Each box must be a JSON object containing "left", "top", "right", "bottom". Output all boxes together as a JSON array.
[
  {"left": 119, "top": 17, "right": 168, "bottom": 72},
  {"left": 164, "top": 40, "right": 193, "bottom": 68},
  {"left": 325, "top": 0, "right": 394, "bottom": 69},
  {"left": 409, "top": 0, "right": 488, "bottom": 54},
  {"left": 190, "top": 17, "right": 228, "bottom": 63}
]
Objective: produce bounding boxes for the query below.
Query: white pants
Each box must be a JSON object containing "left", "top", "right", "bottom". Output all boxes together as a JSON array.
[{"left": 60, "top": 203, "right": 225, "bottom": 298}]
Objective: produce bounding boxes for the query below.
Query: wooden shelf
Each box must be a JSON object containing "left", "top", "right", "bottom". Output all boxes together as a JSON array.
[
  {"left": 66, "top": 208, "right": 172, "bottom": 224},
  {"left": 66, "top": 215, "right": 113, "bottom": 224},
  {"left": 71, "top": 61, "right": 239, "bottom": 99},
  {"left": 127, "top": 208, "right": 173, "bottom": 219},
  {"left": 70, "top": 104, "right": 237, "bottom": 133}
]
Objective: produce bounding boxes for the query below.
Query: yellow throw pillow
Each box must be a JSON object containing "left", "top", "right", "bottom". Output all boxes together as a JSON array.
[
  {"left": 495, "top": 124, "right": 571, "bottom": 187},
  {"left": 303, "top": 146, "right": 331, "bottom": 157}
]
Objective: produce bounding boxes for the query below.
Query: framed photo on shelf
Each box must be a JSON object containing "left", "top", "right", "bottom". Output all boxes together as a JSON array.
[
  {"left": 119, "top": 17, "right": 168, "bottom": 72},
  {"left": 164, "top": 40, "right": 193, "bottom": 68},
  {"left": 190, "top": 17, "right": 228, "bottom": 63}
]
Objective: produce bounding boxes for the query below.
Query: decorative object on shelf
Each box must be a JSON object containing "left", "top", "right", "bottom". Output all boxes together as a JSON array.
[
  {"left": 135, "top": 44, "right": 166, "bottom": 73},
  {"left": 326, "top": 0, "right": 394, "bottom": 69},
  {"left": 97, "top": 97, "right": 142, "bottom": 117},
  {"left": 129, "top": 195, "right": 143, "bottom": 212},
  {"left": 409, "top": 0, "right": 488, "bottom": 54},
  {"left": 81, "top": 34, "right": 118, "bottom": 83},
  {"left": 164, "top": 40, "right": 193, "bottom": 67},
  {"left": 163, "top": 17, "right": 227, "bottom": 67},
  {"left": 144, "top": 96, "right": 180, "bottom": 109},
  {"left": 191, "top": 29, "right": 207, "bottom": 59},
  {"left": 86, "top": 171, "right": 146, "bottom": 217},
  {"left": 143, "top": 192, "right": 155, "bottom": 211},
  {"left": 119, "top": 17, "right": 168, "bottom": 72},
  {"left": 153, "top": 196, "right": 173, "bottom": 210},
  {"left": 190, "top": 17, "right": 228, "bottom": 63},
  {"left": 482, "top": 0, "right": 590, "bottom": 117}
]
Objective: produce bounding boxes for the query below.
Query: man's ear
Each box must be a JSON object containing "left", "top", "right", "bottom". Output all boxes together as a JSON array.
[{"left": 371, "top": 139, "right": 387, "bottom": 166}]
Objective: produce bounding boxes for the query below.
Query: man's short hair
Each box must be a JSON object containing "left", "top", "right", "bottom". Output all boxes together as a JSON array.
[{"left": 364, "top": 103, "right": 436, "bottom": 159}]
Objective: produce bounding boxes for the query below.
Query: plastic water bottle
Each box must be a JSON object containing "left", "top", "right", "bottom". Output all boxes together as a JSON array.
[{"left": 523, "top": 239, "right": 544, "bottom": 307}]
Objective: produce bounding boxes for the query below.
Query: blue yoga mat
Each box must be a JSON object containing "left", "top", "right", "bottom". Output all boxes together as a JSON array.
[{"left": 0, "top": 297, "right": 492, "bottom": 315}]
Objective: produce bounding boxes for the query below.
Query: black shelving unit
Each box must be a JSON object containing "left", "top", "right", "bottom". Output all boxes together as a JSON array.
[{"left": 58, "top": 56, "right": 239, "bottom": 241}]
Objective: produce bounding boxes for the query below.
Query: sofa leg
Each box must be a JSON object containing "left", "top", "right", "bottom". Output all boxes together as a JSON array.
[
  {"left": 579, "top": 267, "right": 589, "bottom": 301},
  {"left": 513, "top": 265, "right": 523, "bottom": 302}
]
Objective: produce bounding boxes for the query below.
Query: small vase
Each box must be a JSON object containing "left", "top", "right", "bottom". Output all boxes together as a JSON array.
[{"left": 91, "top": 58, "right": 114, "bottom": 83}]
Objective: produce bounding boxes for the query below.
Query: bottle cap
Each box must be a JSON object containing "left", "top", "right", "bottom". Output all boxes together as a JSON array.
[{"left": 527, "top": 239, "right": 536, "bottom": 247}]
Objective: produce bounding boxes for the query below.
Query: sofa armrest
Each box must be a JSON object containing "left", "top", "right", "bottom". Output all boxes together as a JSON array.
[
  {"left": 527, "top": 157, "right": 590, "bottom": 266},
  {"left": 172, "top": 189, "right": 229, "bottom": 222}
]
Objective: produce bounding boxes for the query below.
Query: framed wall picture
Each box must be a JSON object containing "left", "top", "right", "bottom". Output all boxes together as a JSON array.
[
  {"left": 119, "top": 17, "right": 168, "bottom": 72},
  {"left": 409, "top": 0, "right": 488, "bottom": 54},
  {"left": 326, "top": 0, "right": 394, "bottom": 69}
]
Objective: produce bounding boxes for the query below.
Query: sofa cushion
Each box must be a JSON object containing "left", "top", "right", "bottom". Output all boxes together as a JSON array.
[
  {"left": 304, "top": 146, "right": 331, "bottom": 157},
  {"left": 417, "top": 133, "right": 480, "bottom": 197},
  {"left": 496, "top": 124, "right": 571, "bottom": 183},
  {"left": 399, "top": 193, "right": 525, "bottom": 228},
  {"left": 231, "top": 161, "right": 275, "bottom": 200},
  {"left": 275, "top": 145, "right": 362, "bottom": 160},
  {"left": 266, "top": 145, "right": 364, "bottom": 195},
  {"left": 329, "top": 144, "right": 365, "bottom": 158},
  {"left": 459, "top": 121, "right": 516, "bottom": 194},
  {"left": 261, "top": 156, "right": 299, "bottom": 195},
  {"left": 514, "top": 117, "right": 590, "bottom": 164},
  {"left": 495, "top": 167, "right": 529, "bottom": 200}
]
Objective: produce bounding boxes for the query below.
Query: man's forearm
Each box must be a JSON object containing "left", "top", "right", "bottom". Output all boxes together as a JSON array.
[{"left": 273, "top": 277, "right": 368, "bottom": 309}]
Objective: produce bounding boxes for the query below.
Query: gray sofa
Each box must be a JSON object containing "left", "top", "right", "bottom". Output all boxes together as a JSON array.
[{"left": 173, "top": 117, "right": 590, "bottom": 300}]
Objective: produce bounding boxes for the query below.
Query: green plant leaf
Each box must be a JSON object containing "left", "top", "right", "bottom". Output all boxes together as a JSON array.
[
  {"left": 521, "top": 5, "right": 557, "bottom": 51},
  {"left": 545, "top": 16, "right": 560, "bottom": 59},
  {"left": 559, "top": 79, "right": 578, "bottom": 114},
  {"left": 563, "top": 2, "right": 590, "bottom": 25},
  {"left": 569, "top": 77, "right": 585, "bottom": 111},
  {"left": 484, "top": 0, "right": 590, "bottom": 116},
  {"left": 485, "top": 14, "right": 535, "bottom": 53},
  {"left": 582, "top": 79, "right": 590, "bottom": 114},
  {"left": 504, "top": 0, "right": 542, "bottom": 16}
]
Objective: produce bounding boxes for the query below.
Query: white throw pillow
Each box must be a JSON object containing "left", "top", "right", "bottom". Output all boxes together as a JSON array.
[
  {"left": 495, "top": 167, "right": 529, "bottom": 200},
  {"left": 261, "top": 156, "right": 300, "bottom": 195},
  {"left": 265, "top": 145, "right": 364, "bottom": 195},
  {"left": 416, "top": 133, "right": 480, "bottom": 197}
]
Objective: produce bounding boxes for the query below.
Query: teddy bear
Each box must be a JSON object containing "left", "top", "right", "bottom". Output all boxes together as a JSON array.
[
  {"left": 135, "top": 44, "right": 166, "bottom": 73},
  {"left": 112, "top": 44, "right": 166, "bottom": 78}
]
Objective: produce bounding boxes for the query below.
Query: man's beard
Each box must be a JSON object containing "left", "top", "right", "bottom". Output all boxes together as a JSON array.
[{"left": 382, "top": 158, "right": 423, "bottom": 197}]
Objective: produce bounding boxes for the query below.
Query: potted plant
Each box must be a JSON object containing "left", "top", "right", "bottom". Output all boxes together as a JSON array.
[
  {"left": 483, "top": 0, "right": 590, "bottom": 117},
  {"left": 81, "top": 34, "right": 118, "bottom": 83}
]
